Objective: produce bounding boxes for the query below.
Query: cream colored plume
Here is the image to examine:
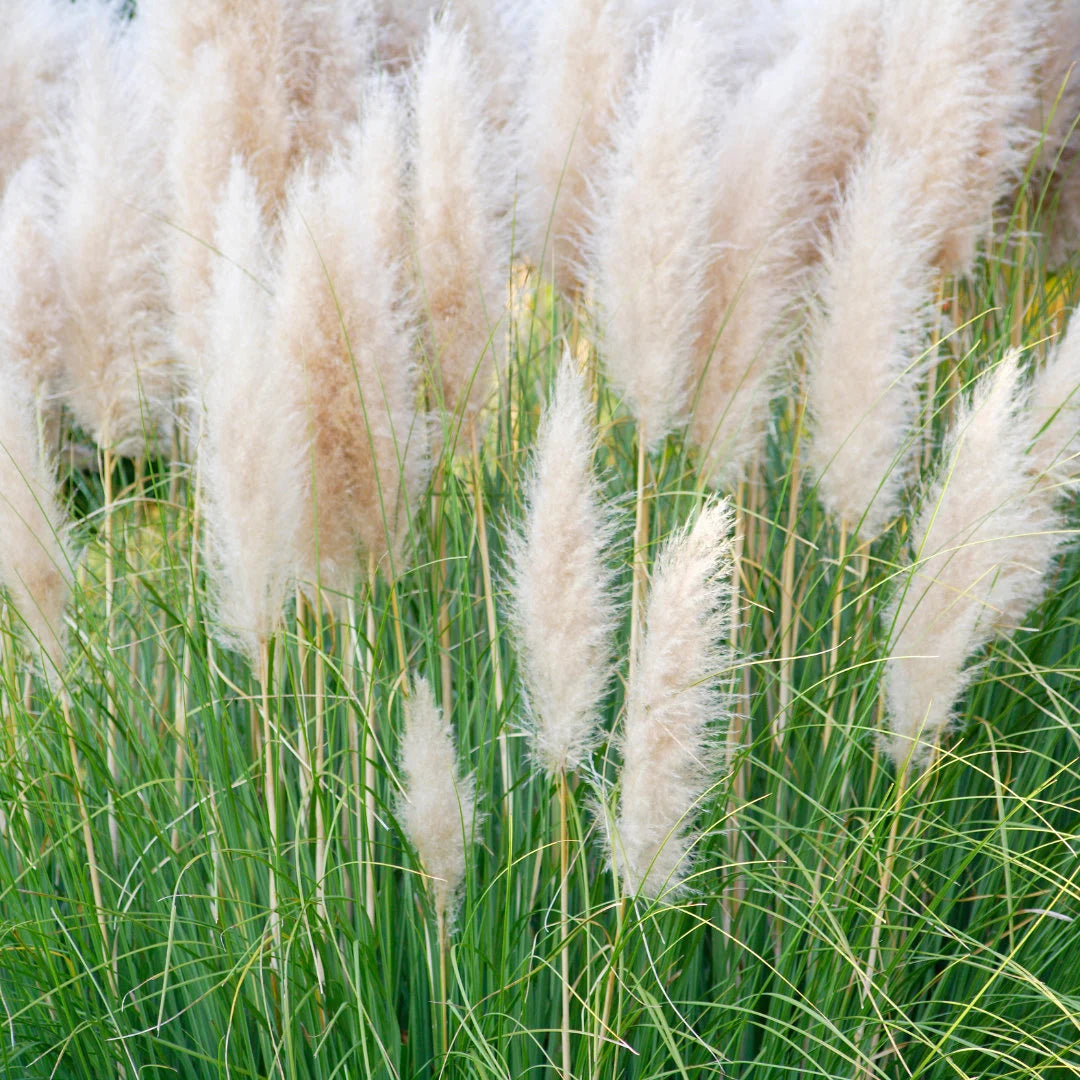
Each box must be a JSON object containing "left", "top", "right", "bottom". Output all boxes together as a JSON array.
[
  {"left": 50, "top": 17, "right": 175, "bottom": 457},
  {"left": 509, "top": 356, "right": 617, "bottom": 774},
  {"left": 1029, "top": 312, "right": 1080, "bottom": 485},
  {"left": 591, "top": 13, "right": 722, "bottom": 450},
  {"left": 615, "top": 499, "right": 734, "bottom": 898},
  {"left": 271, "top": 136, "right": 427, "bottom": 597},
  {"left": 399, "top": 675, "right": 477, "bottom": 923},
  {"left": 517, "top": 0, "right": 637, "bottom": 297},
  {"left": 874, "top": 0, "right": 1039, "bottom": 276},
  {"left": 281, "top": 0, "right": 373, "bottom": 163},
  {"left": 411, "top": 20, "right": 509, "bottom": 445},
  {"left": 199, "top": 161, "right": 305, "bottom": 661},
  {"left": 1027, "top": 0, "right": 1080, "bottom": 165},
  {"left": 688, "top": 37, "right": 826, "bottom": 488},
  {"left": 0, "top": 0, "right": 99, "bottom": 194},
  {"left": 804, "top": 145, "right": 938, "bottom": 538},
  {"left": 883, "top": 354, "right": 1064, "bottom": 769},
  {"left": 0, "top": 355, "right": 72, "bottom": 673},
  {"left": 0, "top": 157, "right": 63, "bottom": 402},
  {"left": 159, "top": 0, "right": 293, "bottom": 384}
]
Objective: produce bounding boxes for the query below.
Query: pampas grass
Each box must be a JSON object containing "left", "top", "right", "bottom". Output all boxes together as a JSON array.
[
  {"left": 49, "top": 16, "right": 175, "bottom": 457},
  {"left": 509, "top": 356, "right": 617, "bottom": 775},
  {"left": 591, "top": 13, "right": 720, "bottom": 451},
  {"left": 272, "top": 141, "right": 426, "bottom": 597},
  {"left": 199, "top": 161, "right": 305, "bottom": 661},
  {"left": 883, "top": 354, "right": 1065, "bottom": 769},
  {"left": 874, "top": 0, "right": 1038, "bottom": 276},
  {"left": 0, "top": 157, "right": 63, "bottom": 405},
  {"left": 412, "top": 19, "right": 509, "bottom": 445},
  {"left": 0, "top": 358, "right": 72, "bottom": 672},
  {"left": 804, "top": 145, "right": 938, "bottom": 537},
  {"left": 615, "top": 499, "right": 734, "bottom": 898},
  {"left": 517, "top": 0, "right": 636, "bottom": 297}
]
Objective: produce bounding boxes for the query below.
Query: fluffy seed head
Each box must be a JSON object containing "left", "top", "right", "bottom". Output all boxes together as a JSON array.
[
  {"left": 399, "top": 675, "right": 477, "bottom": 924},
  {"left": 509, "top": 355, "right": 618, "bottom": 774},
  {"left": 883, "top": 354, "right": 1063, "bottom": 769},
  {"left": 804, "top": 145, "right": 938, "bottom": 538},
  {"left": 0, "top": 356, "right": 72, "bottom": 674},
  {"left": 615, "top": 499, "right": 734, "bottom": 898},
  {"left": 412, "top": 20, "right": 509, "bottom": 447},
  {"left": 199, "top": 161, "right": 306, "bottom": 660},
  {"left": 50, "top": 17, "right": 175, "bottom": 456},
  {"left": 591, "top": 13, "right": 722, "bottom": 449},
  {"left": 272, "top": 138, "right": 427, "bottom": 598}
]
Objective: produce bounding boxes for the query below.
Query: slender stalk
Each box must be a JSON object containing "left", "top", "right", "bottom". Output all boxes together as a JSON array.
[
  {"left": 61, "top": 688, "right": 115, "bottom": 998},
  {"left": 313, "top": 595, "right": 327, "bottom": 928},
  {"left": 823, "top": 519, "right": 848, "bottom": 748},
  {"left": 723, "top": 486, "right": 747, "bottom": 933},
  {"left": 437, "top": 908, "right": 449, "bottom": 1061},
  {"left": 470, "top": 427, "right": 509, "bottom": 801},
  {"left": 258, "top": 637, "right": 281, "bottom": 967},
  {"left": 102, "top": 444, "right": 119, "bottom": 865},
  {"left": 558, "top": 767, "right": 572, "bottom": 1080},
  {"left": 363, "top": 554, "right": 378, "bottom": 929},
  {"left": 345, "top": 595, "right": 361, "bottom": 916}
]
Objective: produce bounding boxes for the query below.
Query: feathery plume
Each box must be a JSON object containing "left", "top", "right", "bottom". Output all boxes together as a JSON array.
[
  {"left": 882, "top": 354, "right": 1064, "bottom": 769},
  {"left": 874, "top": 0, "right": 1039, "bottom": 276},
  {"left": 615, "top": 499, "right": 734, "bottom": 898},
  {"left": 0, "top": 157, "right": 63, "bottom": 401},
  {"left": 687, "top": 39, "right": 823, "bottom": 488},
  {"left": 517, "top": 0, "right": 637, "bottom": 297},
  {"left": 509, "top": 356, "right": 617, "bottom": 774},
  {"left": 412, "top": 20, "right": 509, "bottom": 444},
  {"left": 199, "top": 161, "right": 305, "bottom": 660},
  {"left": 591, "top": 13, "right": 722, "bottom": 450},
  {"left": 0, "top": 356, "right": 72, "bottom": 673},
  {"left": 281, "top": 0, "right": 373, "bottom": 163},
  {"left": 49, "top": 17, "right": 175, "bottom": 457},
  {"left": 160, "top": 0, "right": 293, "bottom": 383},
  {"left": 1029, "top": 311, "right": 1080, "bottom": 485},
  {"left": 0, "top": 0, "right": 97, "bottom": 194},
  {"left": 399, "top": 675, "right": 476, "bottom": 923},
  {"left": 804, "top": 146, "right": 938, "bottom": 537},
  {"left": 272, "top": 134, "right": 427, "bottom": 597}
]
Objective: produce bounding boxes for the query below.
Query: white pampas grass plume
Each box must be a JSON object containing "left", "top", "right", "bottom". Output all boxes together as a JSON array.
[
  {"left": 282, "top": 1, "right": 373, "bottom": 164},
  {"left": 804, "top": 146, "right": 938, "bottom": 537},
  {"left": 1029, "top": 312, "right": 1080, "bottom": 486},
  {"left": 412, "top": 20, "right": 509, "bottom": 443},
  {"left": 0, "top": 0, "right": 96, "bottom": 194},
  {"left": 0, "top": 157, "right": 63, "bottom": 399},
  {"left": 399, "top": 675, "right": 476, "bottom": 923},
  {"left": 199, "top": 162, "right": 305, "bottom": 661},
  {"left": 615, "top": 499, "right": 734, "bottom": 898},
  {"left": 50, "top": 18, "right": 175, "bottom": 457},
  {"left": 0, "top": 356, "right": 72, "bottom": 672},
  {"left": 688, "top": 42, "right": 822, "bottom": 488},
  {"left": 509, "top": 356, "right": 617, "bottom": 774},
  {"left": 591, "top": 14, "right": 721, "bottom": 450},
  {"left": 161, "top": 0, "right": 293, "bottom": 382},
  {"left": 883, "top": 354, "right": 1064, "bottom": 769},
  {"left": 272, "top": 135, "right": 427, "bottom": 596},
  {"left": 517, "top": 0, "right": 637, "bottom": 297},
  {"left": 874, "top": 0, "right": 1039, "bottom": 276}
]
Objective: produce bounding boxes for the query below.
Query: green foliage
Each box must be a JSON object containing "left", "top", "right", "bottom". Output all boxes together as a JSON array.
[{"left": 1, "top": 196, "right": 1080, "bottom": 1080}]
